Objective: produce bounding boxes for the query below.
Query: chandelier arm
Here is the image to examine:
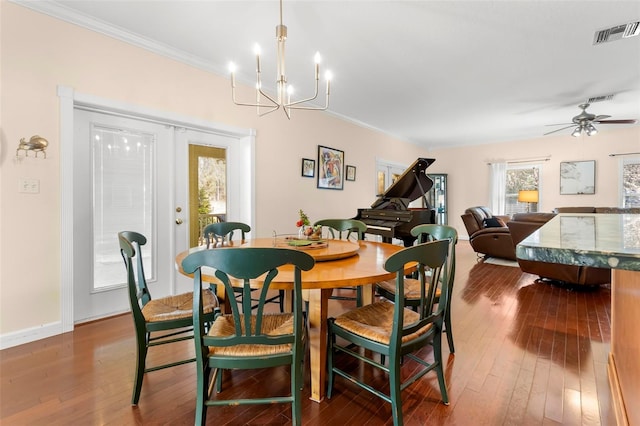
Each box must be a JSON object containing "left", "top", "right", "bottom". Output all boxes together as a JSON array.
[
  {"left": 288, "top": 104, "right": 329, "bottom": 111},
  {"left": 230, "top": 95, "right": 278, "bottom": 109},
  {"left": 288, "top": 92, "right": 329, "bottom": 111},
  {"left": 285, "top": 94, "right": 320, "bottom": 108},
  {"left": 258, "top": 106, "right": 281, "bottom": 117},
  {"left": 257, "top": 87, "right": 280, "bottom": 107},
  {"left": 285, "top": 83, "right": 319, "bottom": 108},
  {"left": 230, "top": 80, "right": 281, "bottom": 111}
]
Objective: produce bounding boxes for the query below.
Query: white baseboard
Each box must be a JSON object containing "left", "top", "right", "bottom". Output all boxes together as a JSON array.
[{"left": 0, "top": 321, "right": 64, "bottom": 350}]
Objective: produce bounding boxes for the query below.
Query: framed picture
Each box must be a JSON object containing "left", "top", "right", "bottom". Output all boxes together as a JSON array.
[
  {"left": 317, "top": 145, "right": 344, "bottom": 190},
  {"left": 301, "top": 158, "right": 315, "bottom": 178},
  {"left": 346, "top": 165, "right": 356, "bottom": 181},
  {"left": 560, "top": 160, "right": 595, "bottom": 195}
]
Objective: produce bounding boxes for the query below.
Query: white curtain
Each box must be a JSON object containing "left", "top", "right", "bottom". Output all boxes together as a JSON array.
[{"left": 490, "top": 162, "right": 507, "bottom": 215}]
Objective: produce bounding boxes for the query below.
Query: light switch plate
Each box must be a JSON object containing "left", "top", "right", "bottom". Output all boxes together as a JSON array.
[{"left": 19, "top": 178, "right": 40, "bottom": 194}]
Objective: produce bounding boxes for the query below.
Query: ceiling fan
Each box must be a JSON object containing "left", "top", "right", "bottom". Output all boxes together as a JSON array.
[{"left": 544, "top": 103, "right": 637, "bottom": 137}]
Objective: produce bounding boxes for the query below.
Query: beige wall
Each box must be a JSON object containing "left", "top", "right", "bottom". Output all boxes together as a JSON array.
[
  {"left": 1, "top": 2, "right": 638, "bottom": 345},
  {"left": 430, "top": 128, "right": 640, "bottom": 235}
]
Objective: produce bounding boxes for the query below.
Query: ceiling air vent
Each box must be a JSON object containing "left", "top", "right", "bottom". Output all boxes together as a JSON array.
[
  {"left": 593, "top": 21, "right": 640, "bottom": 45},
  {"left": 586, "top": 94, "right": 615, "bottom": 103}
]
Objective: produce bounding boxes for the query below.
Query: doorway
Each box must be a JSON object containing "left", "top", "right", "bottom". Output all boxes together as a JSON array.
[
  {"left": 376, "top": 159, "right": 406, "bottom": 196},
  {"left": 60, "top": 88, "right": 255, "bottom": 328}
]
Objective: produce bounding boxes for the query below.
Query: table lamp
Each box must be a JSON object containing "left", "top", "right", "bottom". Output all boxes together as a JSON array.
[{"left": 518, "top": 190, "right": 539, "bottom": 212}]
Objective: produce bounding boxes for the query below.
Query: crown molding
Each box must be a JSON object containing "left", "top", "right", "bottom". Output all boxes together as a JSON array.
[{"left": 10, "top": 0, "right": 227, "bottom": 77}]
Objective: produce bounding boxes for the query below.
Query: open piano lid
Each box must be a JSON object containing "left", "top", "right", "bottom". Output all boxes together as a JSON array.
[{"left": 372, "top": 158, "right": 436, "bottom": 209}]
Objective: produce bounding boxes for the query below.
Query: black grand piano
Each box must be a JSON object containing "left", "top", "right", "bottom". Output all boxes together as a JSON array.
[{"left": 354, "top": 157, "right": 437, "bottom": 246}]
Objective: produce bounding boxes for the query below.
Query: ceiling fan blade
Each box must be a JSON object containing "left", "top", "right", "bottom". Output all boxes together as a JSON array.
[
  {"left": 544, "top": 124, "right": 575, "bottom": 135},
  {"left": 545, "top": 122, "right": 572, "bottom": 127},
  {"left": 595, "top": 119, "right": 637, "bottom": 124},
  {"left": 593, "top": 114, "right": 611, "bottom": 121}
]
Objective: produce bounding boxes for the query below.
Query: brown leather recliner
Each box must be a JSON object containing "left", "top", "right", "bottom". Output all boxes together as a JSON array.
[
  {"left": 461, "top": 206, "right": 516, "bottom": 260},
  {"left": 507, "top": 212, "right": 611, "bottom": 286}
]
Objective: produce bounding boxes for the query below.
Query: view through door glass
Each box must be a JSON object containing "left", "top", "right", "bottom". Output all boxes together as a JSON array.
[{"left": 189, "top": 145, "right": 227, "bottom": 247}]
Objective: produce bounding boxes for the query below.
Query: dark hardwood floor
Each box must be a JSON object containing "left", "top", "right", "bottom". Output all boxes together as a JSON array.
[{"left": 0, "top": 241, "right": 615, "bottom": 425}]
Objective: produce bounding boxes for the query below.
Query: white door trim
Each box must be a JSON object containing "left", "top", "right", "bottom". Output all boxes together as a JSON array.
[{"left": 57, "top": 85, "right": 255, "bottom": 333}]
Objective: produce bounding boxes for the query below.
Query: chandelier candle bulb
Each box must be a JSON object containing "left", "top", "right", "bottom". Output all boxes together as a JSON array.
[
  {"left": 314, "top": 52, "right": 321, "bottom": 79},
  {"left": 254, "top": 44, "right": 261, "bottom": 72},
  {"left": 229, "top": 63, "right": 236, "bottom": 87}
]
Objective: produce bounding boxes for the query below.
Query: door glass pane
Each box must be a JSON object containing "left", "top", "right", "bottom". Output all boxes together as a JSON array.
[
  {"left": 377, "top": 171, "right": 386, "bottom": 196},
  {"left": 189, "top": 145, "right": 226, "bottom": 246},
  {"left": 93, "top": 125, "right": 155, "bottom": 290}
]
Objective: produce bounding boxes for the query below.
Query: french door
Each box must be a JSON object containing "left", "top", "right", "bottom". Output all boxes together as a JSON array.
[
  {"left": 73, "top": 110, "right": 177, "bottom": 322},
  {"left": 72, "top": 109, "right": 245, "bottom": 322},
  {"left": 173, "top": 129, "right": 235, "bottom": 295}
]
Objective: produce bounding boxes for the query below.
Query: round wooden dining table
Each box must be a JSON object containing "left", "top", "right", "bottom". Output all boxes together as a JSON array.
[{"left": 175, "top": 237, "right": 408, "bottom": 402}]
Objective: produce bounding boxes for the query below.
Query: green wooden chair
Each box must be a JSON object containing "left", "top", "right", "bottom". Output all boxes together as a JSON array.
[
  {"left": 328, "top": 239, "right": 450, "bottom": 426},
  {"left": 313, "top": 219, "right": 367, "bottom": 306},
  {"left": 181, "top": 247, "right": 315, "bottom": 426},
  {"left": 202, "top": 221, "right": 250, "bottom": 249},
  {"left": 203, "top": 221, "right": 285, "bottom": 312},
  {"left": 118, "top": 231, "right": 218, "bottom": 405},
  {"left": 376, "top": 224, "right": 458, "bottom": 353}
]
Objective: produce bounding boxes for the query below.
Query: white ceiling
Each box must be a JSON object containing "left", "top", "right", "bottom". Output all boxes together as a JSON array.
[{"left": 21, "top": 0, "right": 640, "bottom": 150}]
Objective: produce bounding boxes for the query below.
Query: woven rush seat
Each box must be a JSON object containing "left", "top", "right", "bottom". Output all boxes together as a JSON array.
[
  {"left": 208, "top": 313, "right": 300, "bottom": 356},
  {"left": 143, "top": 289, "right": 217, "bottom": 322},
  {"left": 334, "top": 301, "right": 433, "bottom": 345},
  {"left": 376, "top": 278, "right": 442, "bottom": 302}
]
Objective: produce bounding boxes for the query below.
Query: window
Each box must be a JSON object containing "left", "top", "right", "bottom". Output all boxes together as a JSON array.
[
  {"left": 505, "top": 164, "right": 541, "bottom": 215},
  {"left": 621, "top": 157, "right": 640, "bottom": 207}
]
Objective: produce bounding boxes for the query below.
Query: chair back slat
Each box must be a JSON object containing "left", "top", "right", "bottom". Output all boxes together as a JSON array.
[{"left": 118, "top": 231, "right": 151, "bottom": 309}]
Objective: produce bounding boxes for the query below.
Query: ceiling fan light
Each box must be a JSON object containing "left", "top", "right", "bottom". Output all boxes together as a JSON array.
[
  {"left": 571, "top": 126, "right": 582, "bottom": 137},
  {"left": 586, "top": 124, "right": 598, "bottom": 136}
]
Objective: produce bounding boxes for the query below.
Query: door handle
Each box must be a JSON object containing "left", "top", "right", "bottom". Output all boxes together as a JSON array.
[{"left": 176, "top": 218, "right": 183, "bottom": 225}]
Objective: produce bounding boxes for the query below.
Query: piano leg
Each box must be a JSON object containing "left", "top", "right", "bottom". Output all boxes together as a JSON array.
[{"left": 401, "top": 236, "right": 417, "bottom": 247}]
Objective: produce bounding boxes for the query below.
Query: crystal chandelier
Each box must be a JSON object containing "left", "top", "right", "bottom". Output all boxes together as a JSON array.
[{"left": 228, "top": 0, "right": 332, "bottom": 119}]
